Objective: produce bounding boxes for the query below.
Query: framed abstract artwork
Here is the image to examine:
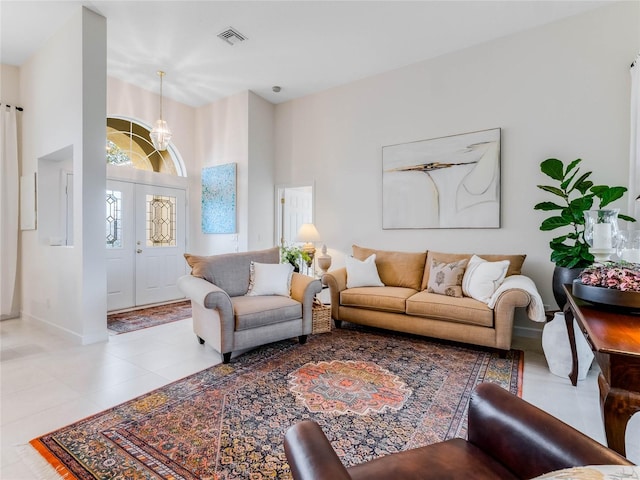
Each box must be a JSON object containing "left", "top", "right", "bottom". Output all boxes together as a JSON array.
[
  {"left": 202, "top": 163, "right": 237, "bottom": 234},
  {"left": 382, "top": 128, "right": 501, "bottom": 229}
]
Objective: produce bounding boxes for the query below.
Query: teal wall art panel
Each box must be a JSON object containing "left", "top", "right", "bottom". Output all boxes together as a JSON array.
[{"left": 202, "top": 163, "right": 237, "bottom": 234}]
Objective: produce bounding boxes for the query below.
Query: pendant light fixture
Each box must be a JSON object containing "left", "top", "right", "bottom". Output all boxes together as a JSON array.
[{"left": 149, "top": 70, "right": 172, "bottom": 151}]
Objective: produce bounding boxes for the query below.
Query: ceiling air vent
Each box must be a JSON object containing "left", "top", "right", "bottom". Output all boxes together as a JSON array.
[{"left": 217, "top": 27, "right": 247, "bottom": 46}]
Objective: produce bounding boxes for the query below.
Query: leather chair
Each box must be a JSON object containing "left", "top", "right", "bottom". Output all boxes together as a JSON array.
[{"left": 284, "top": 382, "right": 633, "bottom": 479}]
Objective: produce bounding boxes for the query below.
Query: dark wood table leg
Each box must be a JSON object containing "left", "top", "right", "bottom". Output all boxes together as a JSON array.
[
  {"left": 598, "top": 374, "right": 640, "bottom": 456},
  {"left": 563, "top": 303, "right": 579, "bottom": 386}
]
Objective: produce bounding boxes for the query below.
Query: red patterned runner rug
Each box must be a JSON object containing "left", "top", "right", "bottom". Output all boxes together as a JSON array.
[
  {"left": 107, "top": 301, "right": 192, "bottom": 334},
  {"left": 31, "top": 325, "right": 523, "bottom": 479}
]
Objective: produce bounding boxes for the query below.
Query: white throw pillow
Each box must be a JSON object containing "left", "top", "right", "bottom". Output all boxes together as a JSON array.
[
  {"left": 345, "top": 254, "right": 384, "bottom": 288},
  {"left": 246, "top": 262, "right": 293, "bottom": 297},
  {"left": 462, "top": 255, "right": 510, "bottom": 303}
]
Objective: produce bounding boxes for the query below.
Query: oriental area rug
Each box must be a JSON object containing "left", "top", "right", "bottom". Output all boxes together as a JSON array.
[
  {"left": 31, "top": 325, "right": 523, "bottom": 480},
  {"left": 107, "top": 301, "right": 192, "bottom": 334}
]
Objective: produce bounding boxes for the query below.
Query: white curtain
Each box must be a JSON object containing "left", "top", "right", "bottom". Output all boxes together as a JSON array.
[
  {"left": 0, "top": 105, "right": 19, "bottom": 318},
  {"left": 630, "top": 55, "right": 640, "bottom": 221}
]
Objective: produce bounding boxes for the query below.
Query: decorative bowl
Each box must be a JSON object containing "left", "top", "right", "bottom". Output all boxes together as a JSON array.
[{"left": 572, "top": 279, "right": 640, "bottom": 311}]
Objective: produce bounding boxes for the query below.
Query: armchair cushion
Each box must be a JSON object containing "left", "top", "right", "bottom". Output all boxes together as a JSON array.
[{"left": 232, "top": 295, "right": 302, "bottom": 331}]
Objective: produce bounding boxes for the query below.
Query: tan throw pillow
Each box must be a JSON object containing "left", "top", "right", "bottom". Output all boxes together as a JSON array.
[
  {"left": 352, "top": 245, "right": 427, "bottom": 290},
  {"left": 426, "top": 258, "right": 468, "bottom": 297}
]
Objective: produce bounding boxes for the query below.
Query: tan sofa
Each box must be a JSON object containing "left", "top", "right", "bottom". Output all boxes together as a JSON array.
[{"left": 323, "top": 246, "right": 532, "bottom": 354}]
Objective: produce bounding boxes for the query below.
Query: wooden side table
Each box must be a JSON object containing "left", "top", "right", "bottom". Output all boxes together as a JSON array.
[{"left": 563, "top": 284, "right": 640, "bottom": 456}]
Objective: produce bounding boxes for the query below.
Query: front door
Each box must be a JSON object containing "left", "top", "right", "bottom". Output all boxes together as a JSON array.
[{"left": 106, "top": 181, "right": 187, "bottom": 311}]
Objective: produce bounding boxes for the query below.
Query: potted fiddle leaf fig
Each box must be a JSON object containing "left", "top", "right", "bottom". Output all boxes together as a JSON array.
[{"left": 534, "top": 157, "right": 635, "bottom": 306}]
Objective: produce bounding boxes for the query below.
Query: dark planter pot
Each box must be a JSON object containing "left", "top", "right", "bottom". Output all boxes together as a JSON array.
[{"left": 552, "top": 266, "right": 583, "bottom": 309}]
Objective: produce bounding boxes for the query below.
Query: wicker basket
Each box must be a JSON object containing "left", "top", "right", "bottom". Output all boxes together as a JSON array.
[{"left": 312, "top": 298, "right": 332, "bottom": 334}]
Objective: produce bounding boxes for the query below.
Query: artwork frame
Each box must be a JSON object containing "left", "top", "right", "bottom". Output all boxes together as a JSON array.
[
  {"left": 382, "top": 128, "right": 501, "bottom": 229},
  {"left": 202, "top": 163, "right": 237, "bottom": 234}
]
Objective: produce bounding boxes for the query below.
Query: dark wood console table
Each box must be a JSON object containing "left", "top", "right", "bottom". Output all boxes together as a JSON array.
[{"left": 563, "top": 284, "right": 640, "bottom": 456}]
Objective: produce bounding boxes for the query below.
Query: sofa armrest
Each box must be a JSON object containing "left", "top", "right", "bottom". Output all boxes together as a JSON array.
[
  {"left": 177, "top": 275, "right": 234, "bottom": 316},
  {"left": 468, "top": 383, "right": 632, "bottom": 479},
  {"left": 285, "top": 421, "right": 352, "bottom": 480},
  {"left": 323, "top": 268, "right": 348, "bottom": 320},
  {"left": 490, "top": 288, "right": 530, "bottom": 351}
]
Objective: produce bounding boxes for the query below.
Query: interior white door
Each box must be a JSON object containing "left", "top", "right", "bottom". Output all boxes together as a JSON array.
[
  {"left": 134, "top": 184, "right": 187, "bottom": 306},
  {"left": 106, "top": 181, "right": 135, "bottom": 311},
  {"left": 279, "top": 186, "right": 313, "bottom": 245}
]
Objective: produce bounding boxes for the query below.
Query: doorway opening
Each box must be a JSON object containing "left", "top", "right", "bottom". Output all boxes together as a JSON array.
[{"left": 105, "top": 116, "right": 188, "bottom": 312}]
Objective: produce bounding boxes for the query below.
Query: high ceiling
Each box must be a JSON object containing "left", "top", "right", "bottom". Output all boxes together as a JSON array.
[{"left": 1, "top": 1, "right": 607, "bottom": 107}]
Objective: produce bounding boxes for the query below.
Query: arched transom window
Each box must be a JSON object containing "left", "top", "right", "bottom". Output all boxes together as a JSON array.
[{"left": 106, "top": 117, "right": 183, "bottom": 176}]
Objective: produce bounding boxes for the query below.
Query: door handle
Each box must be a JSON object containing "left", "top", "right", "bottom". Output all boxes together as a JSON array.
[{"left": 137, "top": 249, "right": 142, "bottom": 254}]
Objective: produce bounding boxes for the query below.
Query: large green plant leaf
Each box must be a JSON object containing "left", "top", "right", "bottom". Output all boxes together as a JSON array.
[
  {"left": 541, "top": 216, "right": 570, "bottom": 231},
  {"left": 534, "top": 201, "right": 564, "bottom": 211},
  {"left": 571, "top": 172, "right": 593, "bottom": 195},
  {"left": 564, "top": 158, "right": 582, "bottom": 176},
  {"left": 540, "top": 158, "right": 564, "bottom": 181},
  {"left": 537, "top": 185, "right": 566, "bottom": 198},
  {"left": 596, "top": 186, "right": 626, "bottom": 207},
  {"left": 620, "top": 214, "right": 637, "bottom": 222}
]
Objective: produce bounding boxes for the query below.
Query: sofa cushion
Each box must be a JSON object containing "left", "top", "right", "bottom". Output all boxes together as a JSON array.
[
  {"left": 345, "top": 254, "right": 384, "bottom": 288},
  {"left": 406, "top": 291, "right": 494, "bottom": 327},
  {"left": 246, "top": 262, "right": 293, "bottom": 297},
  {"left": 184, "top": 247, "right": 280, "bottom": 297},
  {"left": 353, "top": 245, "right": 427, "bottom": 290},
  {"left": 426, "top": 258, "right": 468, "bottom": 297},
  {"left": 232, "top": 295, "right": 302, "bottom": 331},
  {"left": 421, "top": 251, "right": 526, "bottom": 290},
  {"left": 341, "top": 286, "right": 418, "bottom": 314}
]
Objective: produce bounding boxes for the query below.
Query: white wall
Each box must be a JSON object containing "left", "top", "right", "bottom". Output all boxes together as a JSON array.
[
  {"left": 192, "top": 91, "right": 249, "bottom": 254},
  {"left": 275, "top": 2, "right": 640, "bottom": 333},
  {"left": 248, "top": 92, "right": 276, "bottom": 250},
  {"left": 19, "top": 7, "right": 107, "bottom": 343},
  {"left": 190, "top": 91, "right": 276, "bottom": 255},
  {"left": 1, "top": 65, "right": 20, "bottom": 104}
]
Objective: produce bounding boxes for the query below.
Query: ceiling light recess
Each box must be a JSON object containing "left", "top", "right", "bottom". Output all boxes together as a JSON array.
[{"left": 217, "top": 27, "right": 247, "bottom": 46}]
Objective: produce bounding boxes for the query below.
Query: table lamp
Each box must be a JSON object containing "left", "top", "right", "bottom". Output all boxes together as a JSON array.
[{"left": 296, "top": 223, "right": 320, "bottom": 269}]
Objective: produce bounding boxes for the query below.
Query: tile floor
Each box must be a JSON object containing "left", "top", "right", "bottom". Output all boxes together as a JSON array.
[{"left": 1, "top": 317, "right": 638, "bottom": 479}]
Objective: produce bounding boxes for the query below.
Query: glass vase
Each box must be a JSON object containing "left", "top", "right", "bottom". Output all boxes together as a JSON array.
[{"left": 583, "top": 209, "right": 620, "bottom": 263}]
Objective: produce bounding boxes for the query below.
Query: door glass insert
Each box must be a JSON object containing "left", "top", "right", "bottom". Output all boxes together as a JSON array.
[
  {"left": 106, "top": 189, "right": 122, "bottom": 248},
  {"left": 146, "top": 194, "right": 176, "bottom": 247}
]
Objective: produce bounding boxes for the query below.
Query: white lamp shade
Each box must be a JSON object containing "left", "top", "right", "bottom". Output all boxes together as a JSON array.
[
  {"left": 150, "top": 119, "right": 172, "bottom": 151},
  {"left": 296, "top": 223, "right": 320, "bottom": 243}
]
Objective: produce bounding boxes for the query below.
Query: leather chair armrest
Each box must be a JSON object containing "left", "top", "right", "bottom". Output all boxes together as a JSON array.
[
  {"left": 323, "top": 268, "right": 347, "bottom": 320},
  {"left": 285, "top": 421, "right": 352, "bottom": 480},
  {"left": 468, "top": 383, "right": 632, "bottom": 479}
]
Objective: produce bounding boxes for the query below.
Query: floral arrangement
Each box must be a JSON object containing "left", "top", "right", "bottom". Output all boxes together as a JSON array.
[{"left": 579, "top": 261, "right": 640, "bottom": 292}]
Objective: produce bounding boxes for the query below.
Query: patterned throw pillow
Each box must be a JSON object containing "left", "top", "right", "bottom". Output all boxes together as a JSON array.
[{"left": 426, "top": 258, "right": 468, "bottom": 297}]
